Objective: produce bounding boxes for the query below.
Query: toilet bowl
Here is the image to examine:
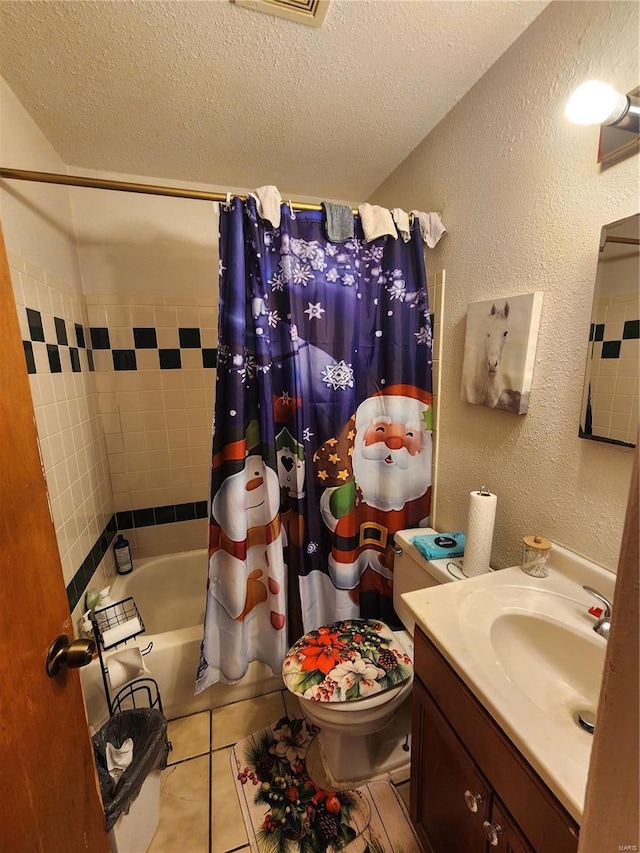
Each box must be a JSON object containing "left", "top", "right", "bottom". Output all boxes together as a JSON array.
[
  {"left": 283, "top": 527, "right": 466, "bottom": 785},
  {"left": 295, "top": 629, "right": 414, "bottom": 783}
]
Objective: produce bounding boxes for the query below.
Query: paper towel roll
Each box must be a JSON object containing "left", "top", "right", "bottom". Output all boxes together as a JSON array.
[{"left": 462, "top": 489, "right": 497, "bottom": 577}]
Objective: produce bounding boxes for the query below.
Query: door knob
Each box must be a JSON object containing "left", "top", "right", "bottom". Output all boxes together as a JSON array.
[
  {"left": 483, "top": 820, "right": 504, "bottom": 846},
  {"left": 46, "top": 634, "right": 95, "bottom": 678},
  {"left": 464, "top": 790, "right": 483, "bottom": 813}
]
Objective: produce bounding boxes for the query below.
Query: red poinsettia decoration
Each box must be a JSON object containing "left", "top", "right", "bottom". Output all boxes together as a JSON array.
[{"left": 298, "top": 627, "right": 346, "bottom": 674}]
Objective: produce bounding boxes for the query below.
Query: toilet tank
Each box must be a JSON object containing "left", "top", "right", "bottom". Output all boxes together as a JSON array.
[{"left": 393, "top": 527, "right": 456, "bottom": 636}]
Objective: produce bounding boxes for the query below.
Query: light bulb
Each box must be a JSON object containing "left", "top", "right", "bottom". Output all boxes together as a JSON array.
[{"left": 565, "top": 80, "right": 628, "bottom": 126}]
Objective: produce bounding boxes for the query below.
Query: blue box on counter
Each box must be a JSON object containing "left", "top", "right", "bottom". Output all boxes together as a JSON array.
[{"left": 411, "top": 531, "right": 466, "bottom": 561}]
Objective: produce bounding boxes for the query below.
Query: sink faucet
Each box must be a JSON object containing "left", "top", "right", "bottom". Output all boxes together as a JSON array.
[{"left": 583, "top": 586, "right": 613, "bottom": 639}]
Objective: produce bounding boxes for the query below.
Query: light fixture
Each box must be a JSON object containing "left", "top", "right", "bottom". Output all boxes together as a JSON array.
[{"left": 565, "top": 80, "right": 640, "bottom": 133}]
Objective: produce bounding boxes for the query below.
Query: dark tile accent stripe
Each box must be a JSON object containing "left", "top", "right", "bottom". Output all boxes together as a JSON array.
[
  {"left": 160, "top": 348, "right": 182, "bottom": 369},
  {"left": 27, "top": 308, "right": 45, "bottom": 342},
  {"left": 75, "top": 323, "right": 86, "bottom": 348},
  {"left": 113, "top": 349, "right": 137, "bottom": 371},
  {"left": 66, "top": 504, "right": 209, "bottom": 609},
  {"left": 134, "top": 327, "right": 158, "bottom": 348},
  {"left": 23, "top": 341, "right": 36, "bottom": 375},
  {"left": 602, "top": 340, "right": 621, "bottom": 359},
  {"left": 90, "top": 327, "right": 111, "bottom": 349},
  {"left": 203, "top": 348, "right": 218, "bottom": 368},
  {"left": 115, "top": 501, "right": 208, "bottom": 531},
  {"left": 55, "top": 316, "right": 68, "bottom": 346},
  {"left": 179, "top": 327, "right": 201, "bottom": 348},
  {"left": 623, "top": 319, "right": 640, "bottom": 340},
  {"left": 47, "top": 343, "right": 62, "bottom": 373},
  {"left": 70, "top": 347, "right": 81, "bottom": 373},
  {"left": 594, "top": 323, "right": 605, "bottom": 342},
  {"left": 66, "top": 515, "right": 118, "bottom": 612}
]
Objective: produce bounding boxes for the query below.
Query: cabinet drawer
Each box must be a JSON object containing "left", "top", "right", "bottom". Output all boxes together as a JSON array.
[{"left": 414, "top": 627, "right": 579, "bottom": 853}]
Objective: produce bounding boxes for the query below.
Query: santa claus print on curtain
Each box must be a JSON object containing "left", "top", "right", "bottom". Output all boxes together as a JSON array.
[{"left": 196, "top": 198, "right": 433, "bottom": 692}]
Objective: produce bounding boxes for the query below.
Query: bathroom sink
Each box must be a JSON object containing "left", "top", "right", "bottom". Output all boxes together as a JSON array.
[
  {"left": 401, "top": 548, "right": 614, "bottom": 821},
  {"left": 490, "top": 612, "right": 604, "bottom": 717}
]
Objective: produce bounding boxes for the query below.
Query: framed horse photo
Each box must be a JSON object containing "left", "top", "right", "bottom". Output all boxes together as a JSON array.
[{"left": 461, "top": 292, "right": 544, "bottom": 414}]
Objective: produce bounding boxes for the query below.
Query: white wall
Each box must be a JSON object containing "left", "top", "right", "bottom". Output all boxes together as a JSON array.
[
  {"left": 0, "top": 75, "right": 116, "bottom": 603},
  {"left": 370, "top": 0, "right": 638, "bottom": 571}
]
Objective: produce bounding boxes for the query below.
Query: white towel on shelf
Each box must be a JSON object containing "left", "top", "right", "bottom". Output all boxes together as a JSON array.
[
  {"left": 391, "top": 208, "right": 411, "bottom": 243},
  {"left": 101, "top": 617, "right": 142, "bottom": 649},
  {"left": 106, "top": 738, "right": 134, "bottom": 782},
  {"left": 410, "top": 211, "right": 446, "bottom": 248},
  {"left": 105, "top": 646, "right": 150, "bottom": 691},
  {"left": 358, "top": 203, "right": 398, "bottom": 242},
  {"left": 248, "top": 185, "right": 282, "bottom": 229}
]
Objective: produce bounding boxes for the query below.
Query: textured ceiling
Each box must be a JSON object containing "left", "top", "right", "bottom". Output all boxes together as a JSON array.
[{"left": 0, "top": 0, "right": 549, "bottom": 201}]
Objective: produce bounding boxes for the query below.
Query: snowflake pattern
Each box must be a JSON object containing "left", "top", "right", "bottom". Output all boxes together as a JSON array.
[
  {"left": 292, "top": 264, "right": 314, "bottom": 286},
  {"left": 219, "top": 259, "right": 226, "bottom": 278},
  {"left": 306, "top": 542, "right": 319, "bottom": 554},
  {"left": 386, "top": 269, "right": 407, "bottom": 301},
  {"left": 304, "top": 302, "right": 325, "bottom": 320},
  {"left": 321, "top": 360, "right": 355, "bottom": 391},
  {"left": 302, "top": 428, "right": 314, "bottom": 442},
  {"left": 415, "top": 325, "right": 432, "bottom": 346},
  {"left": 268, "top": 310, "right": 281, "bottom": 328}
]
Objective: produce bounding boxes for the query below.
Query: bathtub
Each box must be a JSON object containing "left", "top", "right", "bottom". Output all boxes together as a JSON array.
[{"left": 81, "top": 549, "right": 283, "bottom": 727}]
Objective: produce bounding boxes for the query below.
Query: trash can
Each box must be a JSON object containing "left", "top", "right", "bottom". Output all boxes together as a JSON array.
[{"left": 92, "top": 708, "right": 169, "bottom": 853}]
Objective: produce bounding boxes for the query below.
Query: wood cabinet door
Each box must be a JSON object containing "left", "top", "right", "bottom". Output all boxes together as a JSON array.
[
  {"left": 411, "top": 678, "right": 490, "bottom": 853},
  {"left": 486, "top": 797, "right": 535, "bottom": 853}
]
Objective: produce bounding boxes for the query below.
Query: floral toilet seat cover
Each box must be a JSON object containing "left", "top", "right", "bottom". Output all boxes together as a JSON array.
[{"left": 282, "top": 618, "right": 413, "bottom": 703}]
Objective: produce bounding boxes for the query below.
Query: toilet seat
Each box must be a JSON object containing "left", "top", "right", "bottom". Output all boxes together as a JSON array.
[{"left": 282, "top": 618, "right": 413, "bottom": 705}]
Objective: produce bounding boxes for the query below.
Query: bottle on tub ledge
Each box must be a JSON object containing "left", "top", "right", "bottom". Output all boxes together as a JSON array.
[{"left": 114, "top": 533, "right": 133, "bottom": 575}]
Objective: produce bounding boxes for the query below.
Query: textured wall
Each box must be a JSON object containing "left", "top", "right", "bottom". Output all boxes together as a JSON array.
[{"left": 370, "top": 1, "right": 638, "bottom": 571}]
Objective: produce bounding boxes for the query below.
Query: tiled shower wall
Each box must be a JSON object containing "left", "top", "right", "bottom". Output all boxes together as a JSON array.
[
  {"left": 584, "top": 290, "right": 639, "bottom": 445},
  {"left": 8, "top": 251, "right": 118, "bottom": 614},
  {"left": 85, "top": 293, "right": 218, "bottom": 559}
]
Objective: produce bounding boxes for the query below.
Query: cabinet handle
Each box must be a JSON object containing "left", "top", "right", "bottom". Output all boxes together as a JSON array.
[
  {"left": 464, "top": 790, "right": 483, "bottom": 813},
  {"left": 483, "top": 820, "right": 504, "bottom": 846}
]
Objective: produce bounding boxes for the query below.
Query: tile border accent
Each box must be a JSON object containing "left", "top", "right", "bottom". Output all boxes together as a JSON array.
[
  {"left": 66, "top": 515, "right": 117, "bottom": 612},
  {"left": 65, "top": 504, "right": 210, "bottom": 611},
  {"left": 115, "top": 501, "right": 208, "bottom": 531}
]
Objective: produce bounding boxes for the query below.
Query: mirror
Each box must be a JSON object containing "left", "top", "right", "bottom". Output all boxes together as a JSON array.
[{"left": 579, "top": 214, "right": 639, "bottom": 448}]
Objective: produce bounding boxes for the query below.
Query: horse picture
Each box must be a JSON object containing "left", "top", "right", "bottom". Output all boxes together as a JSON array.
[{"left": 461, "top": 292, "right": 543, "bottom": 414}]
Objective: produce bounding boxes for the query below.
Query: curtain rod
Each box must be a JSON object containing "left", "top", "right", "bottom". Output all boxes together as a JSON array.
[{"left": 0, "top": 167, "right": 359, "bottom": 214}]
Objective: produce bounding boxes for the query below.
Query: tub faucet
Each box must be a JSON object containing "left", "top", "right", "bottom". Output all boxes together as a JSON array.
[{"left": 583, "top": 586, "right": 613, "bottom": 640}]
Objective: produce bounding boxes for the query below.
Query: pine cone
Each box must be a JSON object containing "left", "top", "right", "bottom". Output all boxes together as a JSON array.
[
  {"left": 378, "top": 649, "right": 398, "bottom": 671},
  {"left": 255, "top": 754, "right": 274, "bottom": 781},
  {"left": 315, "top": 812, "right": 339, "bottom": 841}
]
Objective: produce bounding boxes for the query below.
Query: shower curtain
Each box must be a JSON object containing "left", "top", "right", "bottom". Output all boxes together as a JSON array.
[{"left": 196, "top": 199, "right": 433, "bottom": 690}]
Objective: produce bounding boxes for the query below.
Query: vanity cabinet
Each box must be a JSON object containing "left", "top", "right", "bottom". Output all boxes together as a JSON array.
[{"left": 410, "top": 627, "right": 580, "bottom": 853}]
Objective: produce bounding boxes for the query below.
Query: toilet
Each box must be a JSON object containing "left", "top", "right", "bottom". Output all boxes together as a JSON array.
[{"left": 283, "top": 527, "right": 467, "bottom": 785}]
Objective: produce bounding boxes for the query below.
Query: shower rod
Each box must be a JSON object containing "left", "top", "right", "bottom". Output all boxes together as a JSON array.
[{"left": 0, "top": 167, "right": 359, "bottom": 214}]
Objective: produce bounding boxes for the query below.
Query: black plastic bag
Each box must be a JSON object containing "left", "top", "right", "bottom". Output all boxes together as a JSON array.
[{"left": 92, "top": 708, "right": 169, "bottom": 831}]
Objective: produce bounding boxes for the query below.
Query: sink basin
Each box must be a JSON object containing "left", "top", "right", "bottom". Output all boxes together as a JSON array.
[
  {"left": 401, "top": 554, "right": 615, "bottom": 821},
  {"left": 490, "top": 612, "right": 604, "bottom": 718}
]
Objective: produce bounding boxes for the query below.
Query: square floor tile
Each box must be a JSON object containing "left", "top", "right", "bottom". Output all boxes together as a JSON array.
[
  {"left": 167, "top": 711, "right": 211, "bottom": 765},
  {"left": 148, "top": 755, "right": 209, "bottom": 853},
  {"left": 211, "top": 691, "right": 285, "bottom": 750},
  {"left": 211, "top": 747, "right": 248, "bottom": 853}
]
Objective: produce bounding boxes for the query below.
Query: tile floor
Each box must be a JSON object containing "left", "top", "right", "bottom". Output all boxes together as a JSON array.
[{"left": 147, "top": 689, "right": 411, "bottom": 853}]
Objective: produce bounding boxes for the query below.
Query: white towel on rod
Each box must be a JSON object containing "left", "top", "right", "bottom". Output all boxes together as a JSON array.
[
  {"left": 410, "top": 211, "right": 446, "bottom": 248},
  {"left": 248, "top": 186, "right": 282, "bottom": 229},
  {"left": 391, "top": 208, "right": 411, "bottom": 242},
  {"left": 358, "top": 203, "right": 398, "bottom": 242}
]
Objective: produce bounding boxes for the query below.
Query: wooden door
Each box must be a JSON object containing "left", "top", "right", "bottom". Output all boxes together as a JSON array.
[
  {"left": 0, "top": 223, "right": 108, "bottom": 852},
  {"left": 411, "top": 678, "right": 489, "bottom": 853}
]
